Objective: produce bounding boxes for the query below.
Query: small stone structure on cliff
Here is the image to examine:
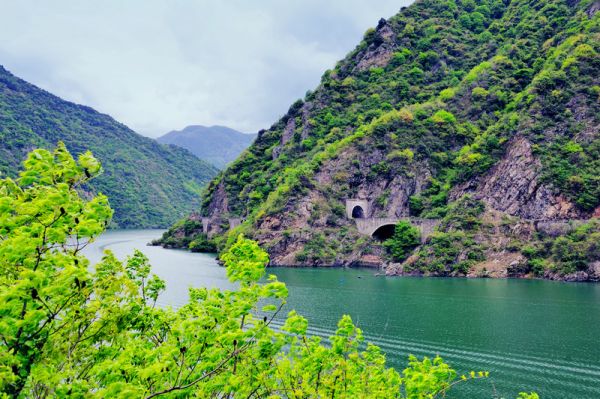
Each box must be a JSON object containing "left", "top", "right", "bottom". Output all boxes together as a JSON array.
[
  {"left": 200, "top": 217, "right": 244, "bottom": 236},
  {"left": 345, "top": 199, "right": 370, "bottom": 219}
]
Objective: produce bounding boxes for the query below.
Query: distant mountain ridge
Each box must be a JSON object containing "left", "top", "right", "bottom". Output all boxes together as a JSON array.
[
  {"left": 0, "top": 65, "right": 218, "bottom": 228},
  {"left": 157, "top": 125, "right": 256, "bottom": 169}
]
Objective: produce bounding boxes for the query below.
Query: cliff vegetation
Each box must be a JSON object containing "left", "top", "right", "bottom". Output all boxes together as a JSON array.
[{"left": 162, "top": 0, "right": 600, "bottom": 280}]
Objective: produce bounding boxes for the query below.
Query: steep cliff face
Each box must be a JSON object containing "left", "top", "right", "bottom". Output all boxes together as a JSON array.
[
  {"left": 353, "top": 19, "right": 397, "bottom": 72},
  {"left": 450, "top": 137, "right": 584, "bottom": 219},
  {"left": 162, "top": 0, "right": 600, "bottom": 279}
]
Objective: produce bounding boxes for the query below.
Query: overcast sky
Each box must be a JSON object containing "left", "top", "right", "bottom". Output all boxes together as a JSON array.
[{"left": 0, "top": 1, "right": 412, "bottom": 137}]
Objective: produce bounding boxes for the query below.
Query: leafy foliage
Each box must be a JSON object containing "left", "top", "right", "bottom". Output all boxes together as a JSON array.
[
  {"left": 0, "top": 146, "right": 537, "bottom": 398},
  {"left": 189, "top": 233, "right": 217, "bottom": 253},
  {"left": 522, "top": 220, "right": 600, "bottom": 276},
  {"left": 411, "top": 197, "right": 486, "bottom": 275},
  {"left": 384, "top": 221, "right": 421, "bottom": 262}
]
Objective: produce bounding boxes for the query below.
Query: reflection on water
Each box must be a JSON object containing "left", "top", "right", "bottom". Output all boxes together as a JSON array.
[{"left": 83, "top": 230, "right": 600, "bottom": 399}]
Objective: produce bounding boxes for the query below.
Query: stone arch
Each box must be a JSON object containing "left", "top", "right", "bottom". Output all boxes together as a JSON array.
[
  {"left": 351, "top": 205, "right": 365, "bottom": 218},
  {"left": 371, "top": 223, "right": 396, "bottom": 241}
]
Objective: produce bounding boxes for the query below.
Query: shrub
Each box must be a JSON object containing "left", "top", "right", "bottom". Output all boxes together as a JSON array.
[
  {"left": 529, "top": 258, "right": 547, "bottom": 276},
  {"left": 418, "top": 50, "right": 440, "bottom": 68},
  {"left": 398, "top": 108, "right": 414, "bottom": 123},
  {"left": 387, "top": 148, "right": 415, "bottom": 162},
  {"left": 391, "top": 52, "right": 407, "bottom": 67},
  {"left": 384, "top": 221, "right": 421, "bottom": 262},
  {"left": 408, "top": 67, "right": 425, "bottom": 80},
  {"left": 573, "top": 43, "right": 596, "bottom": 58},
  {"left": 409, "top": 195, "right": 425, "bottom": 216},
  {"left": 431, "top": 110, "right": 457, "bottom": 124},
  {"left": 439, "top": 87, "right": 456, "bottom": 101},
  {"left": 189, "top": 234, "right": 217, "bottom": 252},
  {"left": 471, "top": 87, "right": 489, "bottom": 99}
]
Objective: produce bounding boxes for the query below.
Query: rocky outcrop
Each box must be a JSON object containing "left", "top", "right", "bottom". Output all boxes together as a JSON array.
[
  {"left": 272, "top": 118, "right": 296, "bottom": 160},
  {"left": 313, "top": 146, "right": 432, "bottom": 218},
  {"left": 587, "top": 1, "right": 600, "bottom": 17},
  {"left": 451, "top": 137, "right": 583, "bottom": 219},
  {"left": 354, "top": 19, "right": 397, "bottom": 72},
  {"left": 204, "top": 181, "right": 230, "bottom": 217},
  {"left": 545, "top": 263, "right": 600, "bottom": 282}
]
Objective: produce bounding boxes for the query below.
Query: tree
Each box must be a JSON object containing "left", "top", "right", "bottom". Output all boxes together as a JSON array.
[
  {"left": 0, "top": 145, "right": 537, "bottom": 398},
  {"left": 0, "top": 142, "right": 113, "bottom": 395}
]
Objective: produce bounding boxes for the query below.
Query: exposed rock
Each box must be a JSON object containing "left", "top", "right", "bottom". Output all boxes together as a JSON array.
[
  {"left": 550, "top": 270, "right": 589, "bottom": 282},
  {"left": 587, "top": 1, "right": 600, "bottom": 17},
  {"left": 534, "top": 220, "right": 588, "bottom": 237},
  {"left": 300, "top": 101, "right": 314, "bottom": 140},
  {"left": 470, "top": 252, "right": 524, "bottom": 278},
  {"left": 272, "top": 117, "right": 296, "bottom": 160},
  {"left": 313, "top": 146, "right": 432, "bottom": 218},
  {"left": 590, "top": 261, "right": 600, "bottom": 281},
  {"left": 543, "top": 261, "right": 600, "bottom": 282},
  {"left": 281, "top": 117, "right": 296, "bottom": 145},
  {"left": 385, "top": 254, "right": 420, "bottom": 276},
  {"left": 451, "top": 137, "right": 583, "bottom": 219},
  {"left": 354, "top": 19, "right": 397, "bottom": 72},
  {"left": 188, "top": 212, "right": 202, "bottom": 222},
  {"left": 204, "top": 181, "right": 229, "bottom": 217},
  {"left": 356, "top": 254, "right": 385, "bottom": 268}
]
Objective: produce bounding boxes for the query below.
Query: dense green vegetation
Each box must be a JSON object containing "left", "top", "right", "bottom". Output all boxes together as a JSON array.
[
  {"left": 384, "top": 221, "right": 421, "bottom": 262},
  {"left": 165, "top": 0, "right": 599, "bottom": 274},
  {"left": 189, "top": 234, "right": 218, "bottom": 253},
  {"left": 202, "top": 0, "right": 599, "bottom": 217},
  {"left": 0, "top": 66, "right": 218, "bottom": 228},
  {"left": 152, "top": 219, "right": 217, "bottom": 252},
  {"left": 0, "top": 146, "right": 540, "bottom": 398},
  {"left": 522, "top": 220, "right": 600, "bottom": 276},
  {"left": 411, "top": 196, "right": 486, "bottom": 275}
]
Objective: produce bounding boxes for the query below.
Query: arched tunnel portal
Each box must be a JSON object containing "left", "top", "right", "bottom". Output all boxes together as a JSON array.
[
  {"left": 352, "top": 205, "right": 365, "bottom": 219},
  {"left": 371, "top": 223, "right": 396, "bottom": 241}
]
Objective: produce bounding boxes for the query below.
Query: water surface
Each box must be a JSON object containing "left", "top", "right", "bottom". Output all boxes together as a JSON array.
[{"left": 83, "top": 230, "right": 600, "bottom": 399}]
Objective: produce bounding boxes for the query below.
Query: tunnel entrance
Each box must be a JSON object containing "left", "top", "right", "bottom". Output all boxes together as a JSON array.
[
  {"left": 372, "top": 224, "right": 395, "bottom": 241},
  {"left": 352, "top": 205, "right": 365, "bottom": 218}
]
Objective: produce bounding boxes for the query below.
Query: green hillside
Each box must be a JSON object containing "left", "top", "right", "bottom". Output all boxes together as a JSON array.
[
  {"left": 162, "top": 0, "right": 599, "bottom": 279},
  {"left": 0, "top": 66, "right": 218, "bottom": 228}
]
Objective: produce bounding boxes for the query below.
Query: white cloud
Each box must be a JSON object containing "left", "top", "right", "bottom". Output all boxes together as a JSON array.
[{"left": 0, "top": 0, "right": 412, "bottom": 137}]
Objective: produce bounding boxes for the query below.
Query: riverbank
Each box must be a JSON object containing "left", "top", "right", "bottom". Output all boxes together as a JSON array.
[{"left": 156, "top": 205, "right": 600, "bottom": 282}]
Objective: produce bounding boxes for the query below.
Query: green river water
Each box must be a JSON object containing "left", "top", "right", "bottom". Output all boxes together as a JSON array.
[{"left": 83, "top": 230, "right": 600, "bottom": 399}]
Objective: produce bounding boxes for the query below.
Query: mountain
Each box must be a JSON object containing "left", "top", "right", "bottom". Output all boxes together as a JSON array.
[
  {"left": 157, "top": 125, "right": 256, "bottom": 169},
  {"left": 0, "top": 66, "right": 218, "bottom": 228},
  {"left": 160, "top": 0, "right": 600, "bottom": 280}
]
